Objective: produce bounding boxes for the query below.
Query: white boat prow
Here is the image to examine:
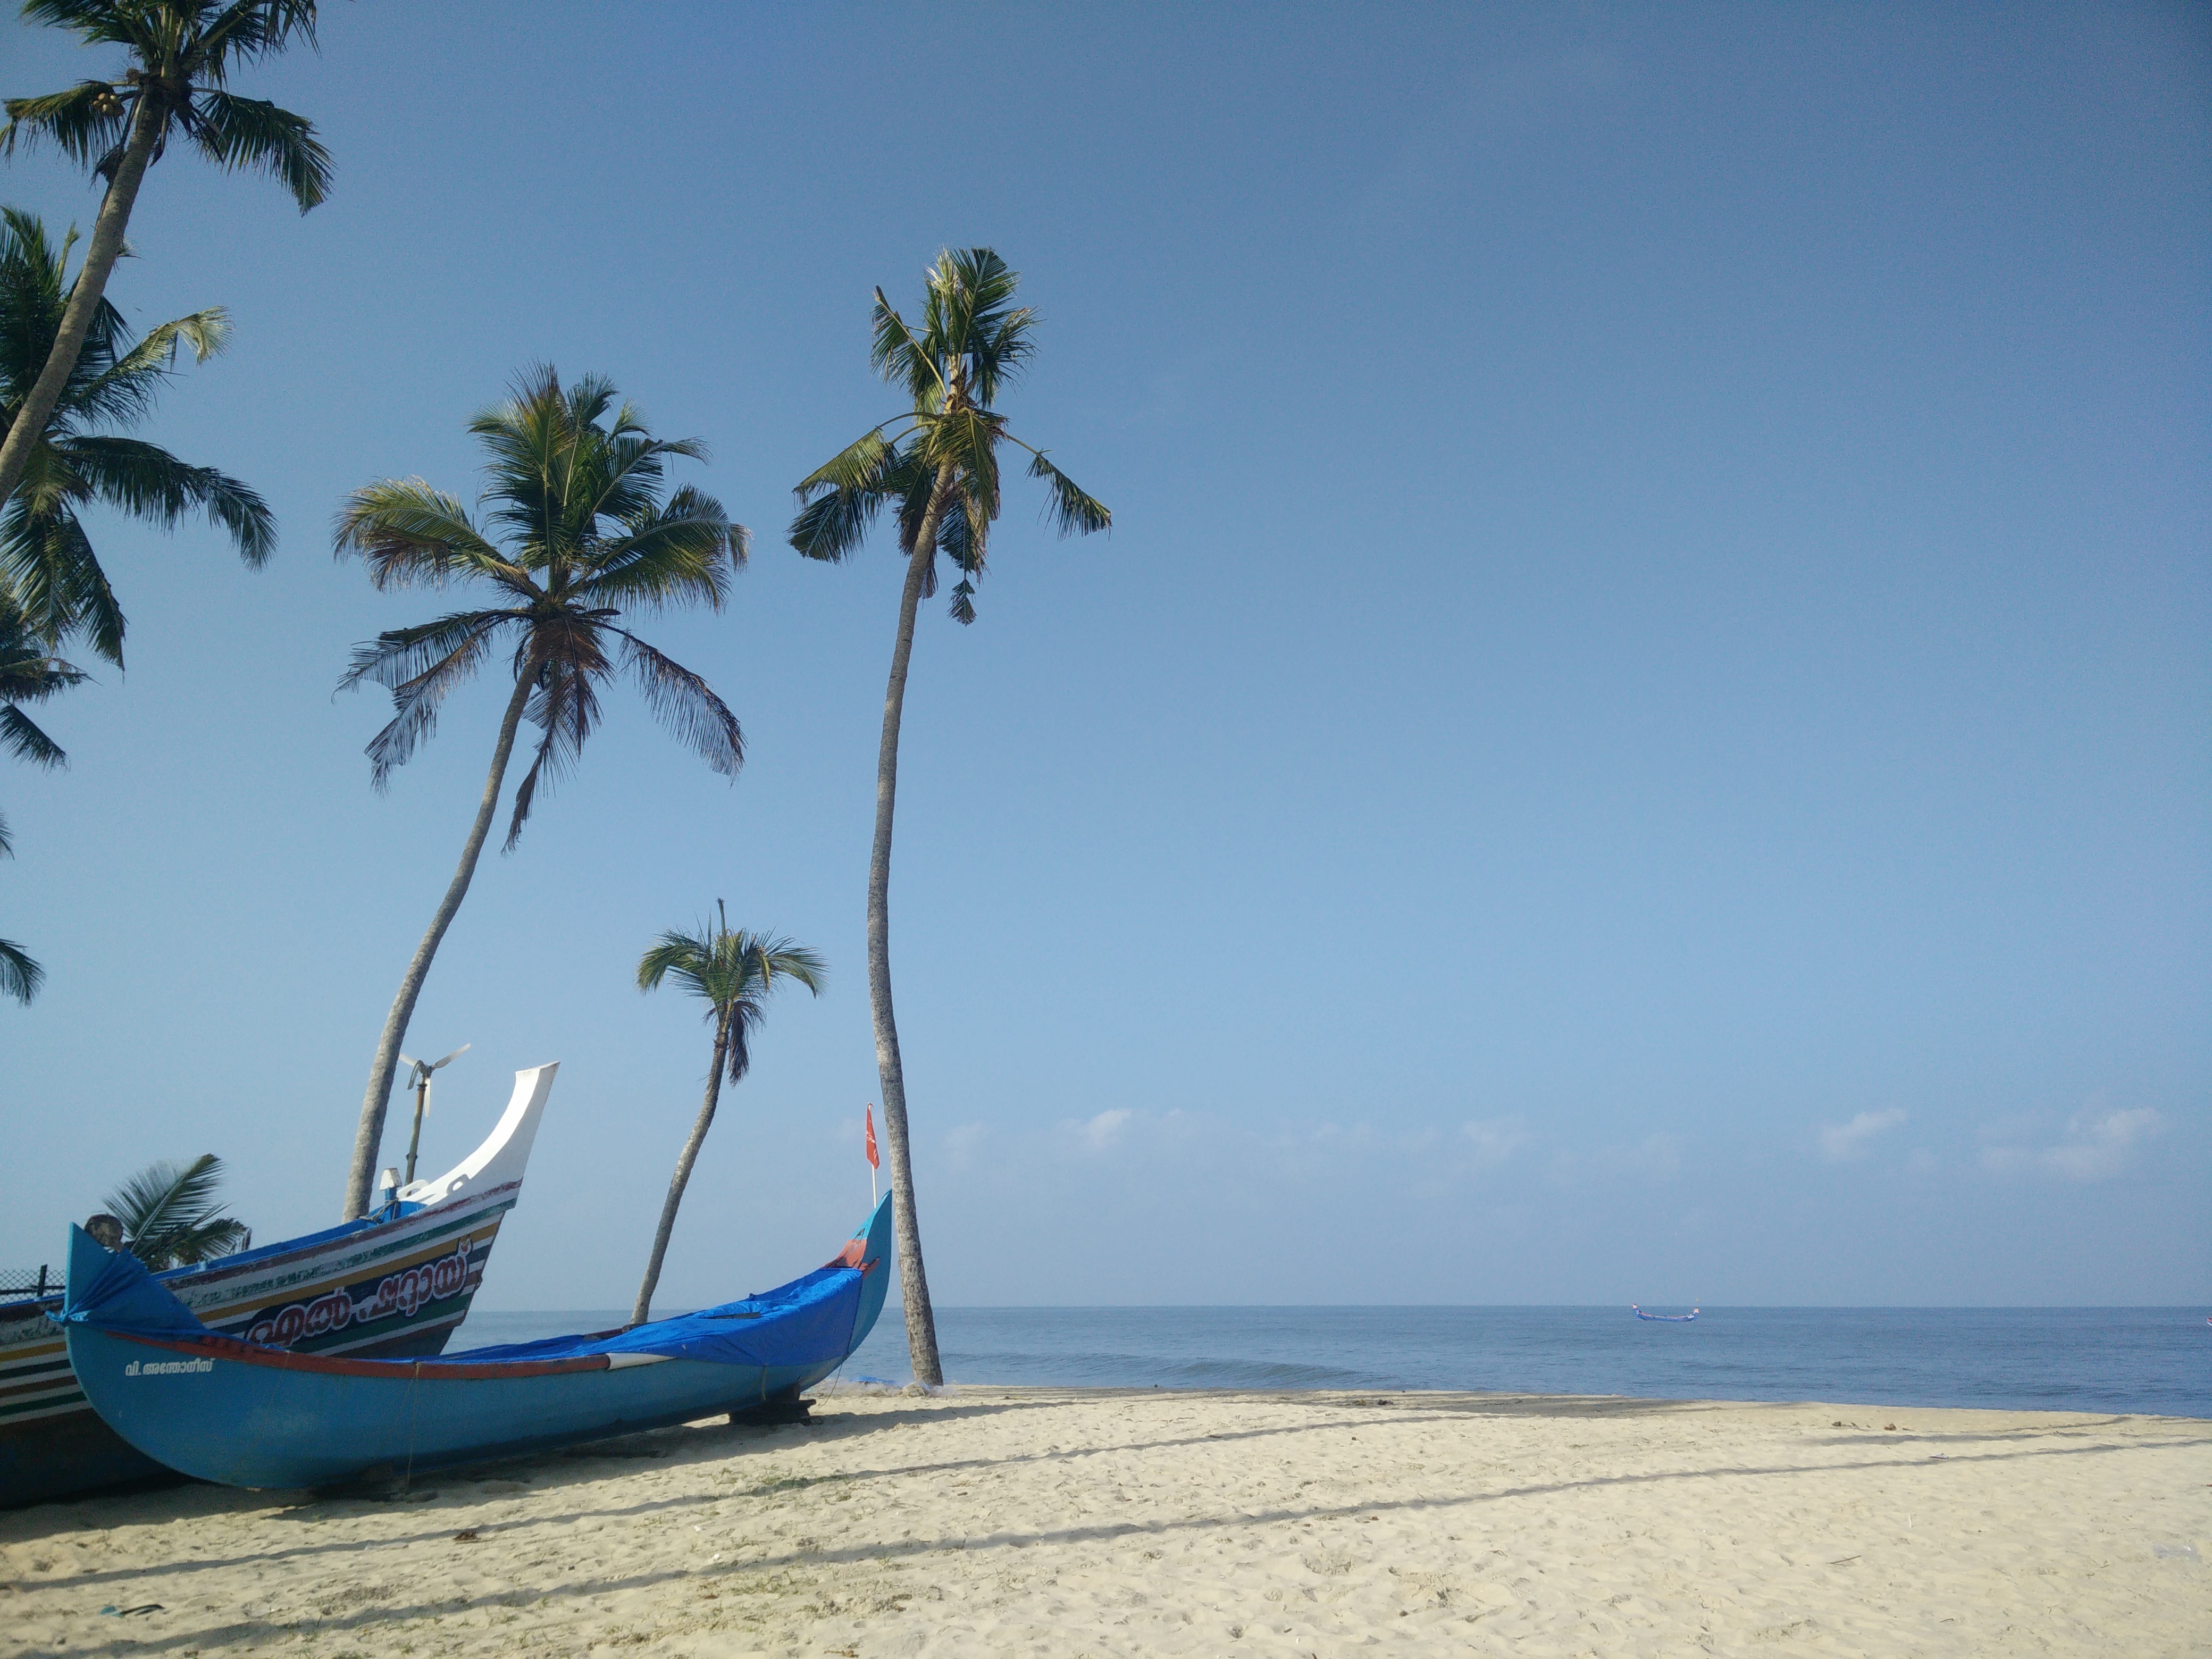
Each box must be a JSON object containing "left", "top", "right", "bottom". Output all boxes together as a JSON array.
[{"left": 399, "top": 1062, "right": 558, "bottom": 1206}]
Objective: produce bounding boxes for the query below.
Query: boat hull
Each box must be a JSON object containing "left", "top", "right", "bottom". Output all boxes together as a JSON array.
[
  {"left": 0, "top": 1064, "right": 556, "bottom": 1507},
  {"left": 67, "top": 1196, "right": 893, "bottom": 1490}
]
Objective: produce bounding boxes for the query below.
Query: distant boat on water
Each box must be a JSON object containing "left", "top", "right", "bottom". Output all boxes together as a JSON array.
[
  {"left": 0, "top": 1064, "right": 556, "bottom": 1508},
  {"left": 62, "top": 1193, "right": 892, "bottom": 1489},
  {"left": 1631, "top": 1305, "right": 1699, "bottom": 1321}
]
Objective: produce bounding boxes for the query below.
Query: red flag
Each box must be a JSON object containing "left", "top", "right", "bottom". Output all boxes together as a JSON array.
[{"left": 864, "top": 1105, "right": 880, "bottom": 1170}]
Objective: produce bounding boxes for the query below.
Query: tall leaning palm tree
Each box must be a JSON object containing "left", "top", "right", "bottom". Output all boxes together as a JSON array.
[
  {"left": 0, "top": 207, "right": 272, "bottom": 663},
  {"left": 1, "top": 585, "right": 86, "bottom": 1003},
  {"left": 0, "top": 0, "right": 328, "bottom": 512},
  {"left": 334, "top": 367, "right": 748, "bottom": 1221},
  {"left": 790, "top": 248, "right": 1109, "bottom": 1384},
  {"left": 632, "top": 906, "right": 824, "bottom": 1326}
]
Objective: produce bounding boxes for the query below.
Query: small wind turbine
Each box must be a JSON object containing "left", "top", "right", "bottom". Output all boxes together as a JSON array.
[{"left": 396, "top": 1044, "right": 469, "bottom": 1186}]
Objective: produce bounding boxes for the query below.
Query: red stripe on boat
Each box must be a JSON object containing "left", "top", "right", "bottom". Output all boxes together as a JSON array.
[{"left": 109, "top": 1330, "right": 612, "bottom": 1380}]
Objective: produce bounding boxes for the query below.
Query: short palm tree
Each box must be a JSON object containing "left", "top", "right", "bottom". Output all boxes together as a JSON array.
[
  {"left": 0, "top": 0, "right": 328, "bottom": 513},
  {"left": 790, "top": 248, "right": 1109, "bottom": 1384},
  {"left": 2, "top": 586, "right": 86, "bottom": 1004},
  {"left": 333, "top": 367, "right": 748, "bottom": 1221},
  {"left": 0, "top": 207, "right": 272, "bottom": 663},
  {"left": 632, "top": 907, "right": 824, "bottom": 1326},
  {"left": 103, "top": 1152, "right": 251, "bottom": 1269}
]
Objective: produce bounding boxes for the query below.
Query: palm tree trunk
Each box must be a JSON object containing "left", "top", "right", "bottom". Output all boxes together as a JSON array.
[
  {"left": 0, "top": 89, "right": 162, "bottom": 510},
  {"left": 340, "top": 668, "right": 538, "bottom": 1219},
  {"left": 631, "top": 1015, "right": 731, "bottom": 1327},
  {"left": 869, "top": 462, "right": 956, "bottom": 1386}
]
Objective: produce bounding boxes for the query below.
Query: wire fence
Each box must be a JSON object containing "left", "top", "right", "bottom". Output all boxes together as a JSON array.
[{"left": 1, "top": 1266, "right": 56, "bottom": 1301}]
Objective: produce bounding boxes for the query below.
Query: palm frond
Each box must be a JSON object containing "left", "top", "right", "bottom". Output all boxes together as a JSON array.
[
  {"left": 1024, "top": 448, "right": 1112, "bottom": 537},
  {"left": 101, "top": 1152, "right": 250, "bottom": 1270},
  {"left": 0, "top": 206, "right": 132, "bottom": 410},
  {"left": 502, "top": 648, "right": 606, "bottom": 849},
  {"left": 0, "top": 497, "right": 127, "bottom": 665},
  {"left": 339, "top": 610, "right": 512, "bottom": 789},
  {"left": 611, "top": 628, "right": 743, "bottom": 779},
  {"left": 870, "top": 289, "right": 941, "bottom": 408},
  {"left": 183, "top": 90, "right": 329, "bottom": 210},
  {"left": 194, "top": 0, "right": 322, "bottom": 67},
  {"left": 636, "top": 933, "right": 702, "bottom": 995},
  {"left": 0, "top": 81, "right": 130, "bottom": 171},
  {"left": 0, "top": 936, "right": 41, "bottom": 1005},
  {"left": 0, "top": 589, "right": 89, "bottom": 749},
  {"left": 919, "top": 407, "right": 1004, "bottom": 525},
  {"left": 58, "top": 307, "right": 232, "bottom": 430},
  {"left": 790, "top": 429, "right": 916, "bottom": 563},
  {"left": 334, "top": 481, "right": 516, "bottom": 591},
  {"left": 585, "top": 432, "right": 708, "bottom": 530},
  {"left": 1, "top": 701, "right": 70, "bottom": 767},
  {"left": 0, "top": 597, "right": 90, "bottom": 701},
  {"left": 583, "top": 484, "right": 742, "bottom": 611},
  {"left": 60, "top": 436, "right": 274, "bottom": 566},
  {"left": 941, "top": 248, "right": 1033, "bottom": 406}
]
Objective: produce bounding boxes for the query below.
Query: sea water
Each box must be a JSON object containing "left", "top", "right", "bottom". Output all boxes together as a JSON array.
[{"left": 457, "top": 1304, "right": 2210, "bottom": 1418}]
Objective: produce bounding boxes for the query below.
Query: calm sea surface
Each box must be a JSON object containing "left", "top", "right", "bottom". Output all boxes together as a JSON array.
[{"left": 458, "top": 1305, "right": 2210, "bottom": 1418}]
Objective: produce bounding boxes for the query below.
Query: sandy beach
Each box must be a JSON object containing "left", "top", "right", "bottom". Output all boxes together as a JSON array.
[{"left": 3, "top": 1386, "right": 2207, "bottom": 1657}]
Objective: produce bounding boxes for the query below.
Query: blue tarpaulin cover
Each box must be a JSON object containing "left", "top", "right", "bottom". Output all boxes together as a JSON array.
[
  {"left": 448, "top": 1264, "right": 866, "bottom": 1370},
  {"left": 61, "top": 1238, "right": 211, "bottom": 1343}
]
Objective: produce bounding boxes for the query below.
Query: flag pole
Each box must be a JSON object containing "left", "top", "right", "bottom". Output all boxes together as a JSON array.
[{"left": 865, "top": 1103, "right": 881, "bottom": 1205}]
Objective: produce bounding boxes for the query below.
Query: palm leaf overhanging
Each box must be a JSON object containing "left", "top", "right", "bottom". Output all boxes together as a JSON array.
[
  {"left": 1, "top": 589, "right": 86, "bottom": 1006},
  {"left": 0, "top": 208, "right": 272, "bottom": 666},
  {"left": 335, "top": 366, "right": 747, "bottom": 850},
  {"left": 3, "top": 2, "right": 329, "bottom": 207},
  {"left": 0, "top": 3, "right": 325, "bottom": 522},
  {"left": 102, "top": 1153, "right": 252, "bottom": 1270}
]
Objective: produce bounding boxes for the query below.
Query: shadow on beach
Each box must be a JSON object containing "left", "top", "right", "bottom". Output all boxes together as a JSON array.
[{"left": 4, "top": 1387, "right": 2198, "bottom": 1659}]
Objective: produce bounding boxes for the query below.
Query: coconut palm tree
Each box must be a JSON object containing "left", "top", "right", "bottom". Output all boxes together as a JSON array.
[
  {"left": 333, "top": 367, "right": 748, "bottom": 1221},
  {"left": 1, "top": 586, "right": 86, "bottom": 1004},
  {"left": 0, "top": 207, "right": 272, "bottom": 663},
  {"left": 102, "top": 1152, "right": 250, "bottom": 1269},
  {"left": 0, "top": 0, "right": 328, "bottom": 513},
  {"left": 631, "top": 906, "right": 824, "bottom": 1326},
  {"left": 789, "top": 248, "right": 1109, "bottom": 1384}
]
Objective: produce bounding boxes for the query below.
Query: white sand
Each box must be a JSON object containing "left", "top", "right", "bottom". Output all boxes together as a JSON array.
[{"left": 4, "top": 1387, "right": 2207, "bottom": 1656}]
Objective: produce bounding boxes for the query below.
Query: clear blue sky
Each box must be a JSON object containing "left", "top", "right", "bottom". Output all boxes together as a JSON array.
[{"left": 3, "top": 3, "right": 2205, "bottom": 1309}]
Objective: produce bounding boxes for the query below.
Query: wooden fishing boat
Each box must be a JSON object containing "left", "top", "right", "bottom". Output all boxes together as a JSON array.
[
  {"left": 61, "top": 1194, "right": 892, "bottom": 1489},
  {"left": 0, "top": 1064, "right": 557, "bottom": 1507}
]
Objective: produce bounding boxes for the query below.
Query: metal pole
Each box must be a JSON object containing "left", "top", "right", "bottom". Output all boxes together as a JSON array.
[{"left": 403, "top": 1077, "right": 429, "bottom": 1186}]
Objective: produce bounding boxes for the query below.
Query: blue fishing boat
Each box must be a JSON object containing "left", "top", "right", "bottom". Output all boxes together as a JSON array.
[
  {"left": 1, "top": 1064, "right": 558, "bottom": 1507},
  {"left": 61, "top": 1196, "right": 892, "bottom": 1489}
]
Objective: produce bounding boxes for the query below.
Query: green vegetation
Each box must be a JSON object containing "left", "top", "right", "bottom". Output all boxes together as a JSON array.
[
  {"left": 0, "top": 586, "right": 85, "bottom": 1003},
  {"left": 632, "top": 905, "right": 824, "bottom": 1325},
  {"left": 103, "top": 1152, "right": 250, "bottom": 1269},
  {"left": 0, "top": 0, "right": 329, "bottom": 514},
  {"left": 0, "top": 206, "right": 271, "bottom": 665},
  {"left": 332, "top": 368, "right": 748, "bottom": 1220},
  {"left": 790, "top": 247, "right": 1109, "bottom": 1382}
]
